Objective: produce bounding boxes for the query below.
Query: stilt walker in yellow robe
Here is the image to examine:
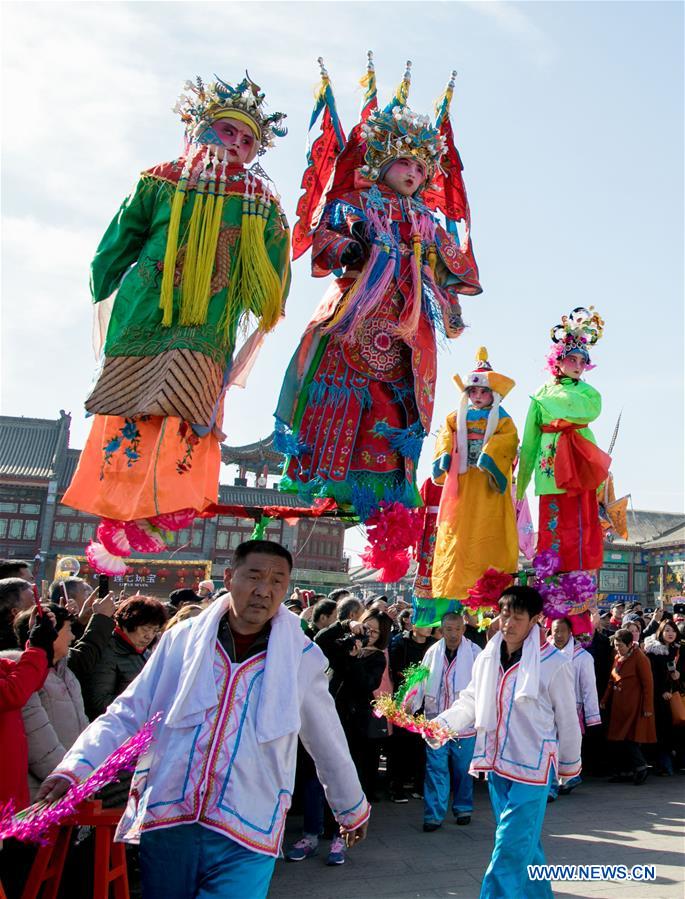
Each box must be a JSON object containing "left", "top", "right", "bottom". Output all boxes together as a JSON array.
[{"left": 431, "top": 349, "right": 519, "bottom": 613}]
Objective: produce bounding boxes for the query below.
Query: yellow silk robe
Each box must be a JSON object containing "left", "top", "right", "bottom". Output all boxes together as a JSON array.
[{"left": 431, "top": 407, "right": 519, "bottom": 601}]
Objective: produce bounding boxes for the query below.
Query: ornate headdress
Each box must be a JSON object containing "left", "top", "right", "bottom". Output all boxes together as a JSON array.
[
  {"left": 174, "top": 74, "right": 287, "bottom": 159},
  {"left": 292, "top": 54, "right": 477, "bottom": 272},
  {"left": 547, "top": 306, "right": 605, "bottom": 373},
  {"left": 359, "top": 105, "right": 446, "bottom": 182}
]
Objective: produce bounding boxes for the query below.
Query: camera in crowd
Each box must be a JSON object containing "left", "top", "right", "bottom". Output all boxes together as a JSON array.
[{"left": 336, "top": 631, "right": 369, "bottom": 653}]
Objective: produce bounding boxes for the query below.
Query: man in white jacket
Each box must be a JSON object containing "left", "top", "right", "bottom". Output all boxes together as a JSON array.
[
  {"left": 547, "top": 616, "right": 601, "bottom": 799},
  {"left": 409, "top": 612, "right": 481, "bottom": 830},
  {"left": 430, "top": 586, "right": 581, "bottom": 899},
  {"left": 37, "top": 540, "right": 370, "bottom": 899}
]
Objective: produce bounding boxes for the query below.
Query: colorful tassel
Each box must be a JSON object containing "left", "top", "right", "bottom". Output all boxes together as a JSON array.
[{"left": 159, "top": 163, "right": 191, "bottom": 327}]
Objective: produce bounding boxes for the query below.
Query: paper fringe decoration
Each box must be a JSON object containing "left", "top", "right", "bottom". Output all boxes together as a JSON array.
[
  {"left": 0, "top": 712, "right": 163, "bottom": 844},
  {"left": 372, "top": 694, "right": 454, "bottom": 744},
  {"left": 85, "top": 540, "right": 130, "bottom": 576},
  {"left": 360, "top": 501, "right": 423, "bottom": 582}
]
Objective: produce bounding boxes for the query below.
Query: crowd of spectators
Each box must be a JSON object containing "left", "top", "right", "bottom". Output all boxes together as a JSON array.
[{"left": 0, "top": 555, "right": 683, "bottom": 893}]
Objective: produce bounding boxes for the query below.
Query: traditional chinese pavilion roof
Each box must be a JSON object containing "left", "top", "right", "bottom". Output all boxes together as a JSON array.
[
  {"left": 613, "top": 510, "right": 685, "bottom": 548},
  {"left": 220, "top": 434, "right": 282, "bottom": 474},
  {"left": 0, "top": 412, "right": 71, "bottom": 484}
]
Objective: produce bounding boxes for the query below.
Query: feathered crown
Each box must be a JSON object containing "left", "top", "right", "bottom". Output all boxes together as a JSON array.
[
  {"left": 549, "top": 306, "right": 604, "bottom": 365},
  {"left": 173, "top": 74, "right": 287, "bottom": 156}
]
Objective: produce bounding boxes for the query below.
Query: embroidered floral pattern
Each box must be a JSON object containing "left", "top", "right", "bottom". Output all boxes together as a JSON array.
[
  {"left": 176, "top": 421, "right": 200, "bottom": 475},
  {"left": 100, "top": 418, "right": 145, "bottom": 480},
  {"left": 547, "top": 500, "right": 561, "bottom": 553},
  {"left": 538, "top": 441, "right": 557, "bottom": 480}
]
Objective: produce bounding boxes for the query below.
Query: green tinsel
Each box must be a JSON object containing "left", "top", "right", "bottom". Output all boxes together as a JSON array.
[{"left": 394, "top": 663, "right": 431, "bottom": 706}]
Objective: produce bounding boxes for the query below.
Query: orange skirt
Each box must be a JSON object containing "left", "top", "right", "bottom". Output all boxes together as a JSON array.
[{"left": 62, "top": 414, "right": 220, "bottom": 522}]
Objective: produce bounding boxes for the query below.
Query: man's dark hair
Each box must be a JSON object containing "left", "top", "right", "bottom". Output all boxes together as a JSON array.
[
  {"left": 441, "top": 610, "right": 464, "bottom": 626},
  {"left": 0, "top": 559, "right": 31, "bottom": 579},
  {"left": 498, "top": 585, "right": 544, "bottom": 618},
  {"left": 168, "top": 588, "right": 201, "bottom": 610},
  {"left": 115, "top": 596, "right": 168, "bottom": 631},
  {"left": 337, "top": 596, "right": 362, "bottom": 622},
  {"left": 233, "top": 540, "right": 293, "bottom": 571},
  {"left": 614, "top": 627, "right": 634, "bottom": 646},
  {"left": 50, "top": 576, "right": 86, "bottom": 603},
  {"left": 312, "top": 598, "right": 337, "bottom": 625},
  {"left": 329, "top": 588, "right": 353, "bottom": 603},
  {"left": 0, "top": 578, "right": 31, "bottom": 614},
  {"left": 14, "top": 602, "right": 74, "bottom": 646},
  {"left": 611, "top": 602, "right": 625, "bottom": 611},
  {"left": 551, "top": 616, "right": 574, "bottom": 632}
]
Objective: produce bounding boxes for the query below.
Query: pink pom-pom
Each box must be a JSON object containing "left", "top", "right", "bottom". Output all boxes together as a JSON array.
[
  {"left": 85, "top": 541, "right": 130, "bottom": 576},
  {"left": 97, "top": 520, "right": 131, "bottom": 558},
  {"left": 125, "top": 520, "right": 167, "bottom": 554},
  {"left": 361, "top": 502, "right": 423, "bottom": 581},
  {"left": 147, "top": 508, "right": 196, "bottom": 531}
]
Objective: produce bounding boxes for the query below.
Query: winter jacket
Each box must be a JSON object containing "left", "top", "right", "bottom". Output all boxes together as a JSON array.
[
  {"left": 601, "top": 647, "right": 656, "bottom": 743},
  {"left": 21, "top": 658, "right": 89, "bottom": 797},
  {"left": 0, "top": 647, "right": 48, "bottom": 806},
  {"left": 643, "top": 636, "right": 681, "bottom": 745},
  {"left": 388, "top": 632, "right": 435, "bottom": 689},
  {"left": 67, "top": 612, "right": 115, "bottom": 685},
  {"left": 80, "top": 629, "right": 148, "bottom": 720}
]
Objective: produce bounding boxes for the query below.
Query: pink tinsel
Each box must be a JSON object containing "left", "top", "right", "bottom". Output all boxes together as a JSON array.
[
  {"left": 97, "top": 520, "right": 131, "bottom": 558},
  {"left": 85, "top": 541, "right": 129, "bottom": 576},
  {"left": 125, "top": 520, "right": 167, "bottom": 554},
  {"left": 0, "top": 712, "right": 163, "bottom": 844},
  {"left": 360, "top": 502, "right": 423, "bottom": 582},
  {"left": 147, "top": 509, "right": 196, "bottom": 531}
]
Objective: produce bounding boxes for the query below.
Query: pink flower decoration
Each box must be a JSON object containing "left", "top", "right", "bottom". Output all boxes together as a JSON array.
[
  {"left": 147, "top": 509, "right": 196, "bottom": 531},
  {"left": 125, "top": 520, "right": 167, "bottom": 554},
  {"left": 97, "top": 520, "right": 131, "bottom": 557},
  {"left": 85, "top": 541, "right": 129, "bottom": 576}
]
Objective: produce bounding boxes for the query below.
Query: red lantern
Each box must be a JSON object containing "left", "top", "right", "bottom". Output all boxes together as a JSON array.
[
  {"left": 178, "top": 568, "right": 188, "bottom": 578},
  {"left": 140, "top": 566, "right": 151, "bottom": 576}
]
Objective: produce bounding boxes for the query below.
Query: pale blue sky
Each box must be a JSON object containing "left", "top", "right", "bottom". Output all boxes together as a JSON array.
[{"left": 2, "top": 2, "right": 683, "bottom": 562}]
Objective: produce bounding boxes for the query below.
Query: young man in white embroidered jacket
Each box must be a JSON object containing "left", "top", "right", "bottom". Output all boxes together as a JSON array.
[
  {"left": 37, "top": 540, "right": 370, "bottom": 899},
  {"left": 429, "top": 585, "right": 581, "bottom": 899},
  {"left": 408, "top": 611, "right": 481, "bottom": 830},
  {"left": 547, "top": 616, "right": 601, "bottom": 799}
]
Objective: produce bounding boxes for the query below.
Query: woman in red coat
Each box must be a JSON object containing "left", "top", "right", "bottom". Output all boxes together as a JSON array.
[
  {"left": 0, "top": 615, "right": 56, "bottom": 899},
  {"left": 601, "top": 628, "right": 656, "bottom": 785}
]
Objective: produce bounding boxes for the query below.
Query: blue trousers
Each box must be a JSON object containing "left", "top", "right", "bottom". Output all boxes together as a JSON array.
[
  {"left": 480, "top": 772, "right": 553, "bottom": 899},
  {"left": 140, "top": 823, "right": 276, "bottom": 899},
  {"left": 423, "top": 735, "right": 475, "bottom": 822}
]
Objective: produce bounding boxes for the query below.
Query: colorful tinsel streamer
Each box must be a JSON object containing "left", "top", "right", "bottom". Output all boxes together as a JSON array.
[
  {"left": 0, "top": 712, "right": 163, "bottom": 844},
  {"left": 372, "top": 694, "right": 454, "bottom": 745}
]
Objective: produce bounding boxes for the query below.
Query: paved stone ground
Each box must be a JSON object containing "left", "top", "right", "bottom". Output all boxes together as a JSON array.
[{"left": 270, "top": 775, "right": 684, "bottom": 899}]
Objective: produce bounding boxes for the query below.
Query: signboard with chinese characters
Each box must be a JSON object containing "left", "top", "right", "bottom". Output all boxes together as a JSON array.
[{"left": 53, "top": 555, "right": 212, "bottom": 599}]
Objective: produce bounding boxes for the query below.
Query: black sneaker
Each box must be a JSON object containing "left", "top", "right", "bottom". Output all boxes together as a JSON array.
[
  {"left": 455, "top": 815, "right": 471, "bottom": 825},
  {"left": 389, "top": 790, "right": 409, "bottom": 804},
  {"left": 633, "top": 767, "right": 649, "bottom": 786},
  {"left": 423, "top": 822, "right": 441, "bottom": 832}
]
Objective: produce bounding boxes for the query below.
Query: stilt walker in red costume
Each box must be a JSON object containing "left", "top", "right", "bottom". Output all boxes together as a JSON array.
[{"left": 275, "top": 56, "right": 481, "bottom": 579}]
